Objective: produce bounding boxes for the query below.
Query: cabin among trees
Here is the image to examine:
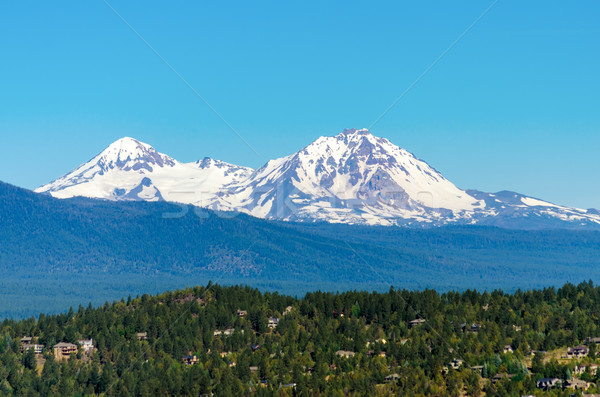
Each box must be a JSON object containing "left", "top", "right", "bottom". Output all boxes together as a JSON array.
[
  {"left": 181, "top": 354, "right": 199, "bottom": 365},
  {"left": 52, "top": 342, "right": 77, "bottom": 361}
]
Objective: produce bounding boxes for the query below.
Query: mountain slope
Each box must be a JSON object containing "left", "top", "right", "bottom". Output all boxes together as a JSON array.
[
  {"left": 4, "top": 179, "right": 600, "bottom": 288},
  {"left": 212, "top": 128, "right": 484, "bottom": 224},
  {"left": 4, "top": 179, "right": 600, "bottom": 316},
  {"left": 35, "top": 131, "right": 600, "bottom": 229},
  {"left": 35, "top": 137, "right": 253, "bottom": 205}
]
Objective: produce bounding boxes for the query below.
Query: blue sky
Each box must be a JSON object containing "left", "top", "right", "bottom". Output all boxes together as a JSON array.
[{"left": 1, "top": 1, "right": 599, "bottom": 208}]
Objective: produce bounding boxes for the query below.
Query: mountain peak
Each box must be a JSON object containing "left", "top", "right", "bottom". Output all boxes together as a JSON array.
[
  {"left": 34, "top": 128, "right": 600, "bottom": 229},
  {"left": 106, "top": 136, "right": 147, "bottom": 151},
  {"left": 192, "top": 157, "right": 254, "bottom": 173},
  {"left": 97, "top": 137, "right": 176, "bottom": 171},
  {"left": 338, "top": 128, "right": 371, "bottom": 137}
]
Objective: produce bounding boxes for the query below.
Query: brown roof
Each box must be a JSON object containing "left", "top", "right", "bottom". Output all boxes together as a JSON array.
[{"left": 54, "top": 342, "right": 77, "bottom": 348}]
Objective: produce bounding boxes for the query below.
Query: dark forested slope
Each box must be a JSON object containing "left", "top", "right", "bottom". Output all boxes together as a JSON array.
[{"left": 2, "top": 180, "right": 600, "bottom": 317}]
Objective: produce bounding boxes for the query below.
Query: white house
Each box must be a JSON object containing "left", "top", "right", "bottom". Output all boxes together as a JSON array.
[{"left": 78, "top": 339, "right": 94, "bottom": 353}]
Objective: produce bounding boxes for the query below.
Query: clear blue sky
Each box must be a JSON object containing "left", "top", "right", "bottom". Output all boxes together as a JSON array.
[{"left": 1, "top": 1, "right": 598, "bottom": 209}]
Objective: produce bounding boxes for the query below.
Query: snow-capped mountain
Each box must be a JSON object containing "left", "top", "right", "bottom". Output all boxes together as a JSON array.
[
  {"left": 36, "top": 131, "right": 600, "bottom": 229},
  {"left": 35, "top": 137, "right": 253, "bottom": 205},
  {"left": 211, "top": 128, "right": 485, "bottom": 224}
]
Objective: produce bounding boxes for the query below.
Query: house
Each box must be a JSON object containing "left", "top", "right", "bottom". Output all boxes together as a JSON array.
[
  {"left": 53, "top": 342, "right": 78, "bottom": 360},
  {"left": 20, "top": 337, "right": 33, "bottom": 345},
  {"left": 448, "top": 359, "right": 464, "bottom": 369},
  {"left": 385, "top": 374, "right": 400, "bottom": 382},
  {"left": 268, "top": 317, "right": 280, "bottom": 329},
  {"left": 335, "top": 350, "right": 355, "bottom": 358},
  {"left": 574, "top": 363, "right": 598, "bottom": 375},
  {"left": 237, "top": 309, "right": 247, "bottom": 317},
  {"left": 409, "top": 319, "right": 426, "bottom": 329},
  {"left": 564, "top": 378, "right": 589, "bottom": 390},
  {"left": 78, "top": 339, "right": 94, "bottom": 353},
  {"left": 367, "top": 337, "right": 389, "bottom": 346},
  {"left": 567, "top": 345, "right": 589, "bottom": 358},
  {"left": 214, "top": 328, "right": 236, "bottom": 336},
  {"left": 136, "top": 332, "right": 148, "bottom": 341},
  {"left": 21, "top": 344, "right": 44, "bottom": 354},
  {"left": 367, "top": 338, "right": 388, "bottom": 347},
  {"left": 250, "top": 344, "right": 260, "bottom": 352},
  {"left": 182, "top": 355, "right": 199, "bottom": 365},
  {"left": 366, "top": 349, "right": 386, "bottom": 358},
  {"left": 461, "top": 323, "right": 482, "bottom": 333},
  {"left": 213, "top": 328, "right": 237, "bottom": 336},
  {"left": 536, "top": 378, "right": 561, "bottom": 390},
  {"left": 503, "top": 345, "right": 514, "bottom": 354},
  {"left": 470, "top": 365, "right": 484, "bottom": 375},
  {"left": 283, "top": 306, "right": 293, "bottom": 315},
  {"left": 586, "top": 337, "right": 600, "bottom": 344},
  {"left": 249, "top": 366, "right": 259, "bottom": 373},
  {"left": 529, "top": 349, "right": 546, "bottom": 357},
  {"left": 492, "top": 373, "right": 515, "bottom": 384}
]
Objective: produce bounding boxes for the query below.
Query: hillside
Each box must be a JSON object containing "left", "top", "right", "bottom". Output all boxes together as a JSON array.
[
  {"left": 3, "top": 180, "right": 600, "bottom": 317},
  {"left": 3, "top": 282, "right": 600, "bottom": 395}
]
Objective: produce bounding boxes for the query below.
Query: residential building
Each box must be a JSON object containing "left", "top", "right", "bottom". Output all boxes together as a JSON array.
[
  {"left": 574, "top": 363, "right": 598, "bottom": 375},
  {"left": 568, "top": 345, "right": 589, "bottom": 358},
  {"left": 385, "top": 374, "right": 400, "bottom": 382},
  {"left": 536, "top": 378, "right": 561, "bottom": 390},
  {"left": 564, "top": 378, "right": 589, "bottom": 390},
  {"left": 449, "top": 359, "right": 464, "bottom": 369},
  {"left": 492, "top": 373, "right": 515, "bottom": 384},
  {"left": 268, "top": 317, "right": 280, "bottom": 329},
  {"left": 335, "top": 350, "right": 355, "bottom": 358},
  {"left": 182, "top": 355, "right": 199, "bottom": 365},
  {"left": 21, "top": 343, "right": 43, "bottom": 354},
  {"left": 53, "top": 342, "right": 77, "bottom": 360},
  {"left": 78, "top": 339, "right": 94, "bottom": 353},
  {"left": 408, "top": 319, "right": 426, "bottom": 329}
]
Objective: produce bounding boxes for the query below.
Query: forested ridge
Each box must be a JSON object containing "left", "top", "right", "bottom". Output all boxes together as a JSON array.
[
  {"left": 3, "top": 179, "right": 600, "bottom": 319},
  {"left": 3, "top": 282, "right": 600, "bottom": 395}
]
